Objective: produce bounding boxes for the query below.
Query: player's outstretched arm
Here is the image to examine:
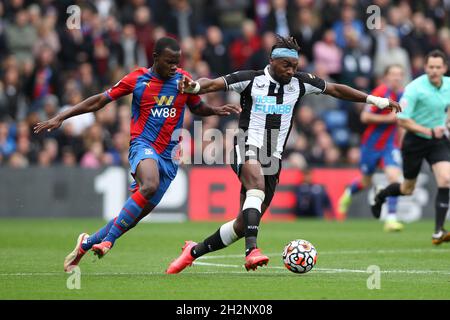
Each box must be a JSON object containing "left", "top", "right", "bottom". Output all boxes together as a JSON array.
[
  {"left": 398, "top": 118, "right": 447, "bottom": 138},
  {"left": 34, "top": 93, "right": 110, "bottom": 134},
  {"left": 360, "top": 109, "right": 397, "bottom": 124},
  {"left": 398, "top": 118, "right": 433, "bottom": 137},
  {"left": 179, "top": 75, "right": 226, "bottom": 94},
  {"left": 324, "top": 83, "right": 402, "bottom": 113},
  {"left": 189, "top": 101, "right": 241, "bottom": 116}
]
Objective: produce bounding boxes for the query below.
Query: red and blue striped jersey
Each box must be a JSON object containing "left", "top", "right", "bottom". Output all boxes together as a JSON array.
[
  {"left": 104, "top": 67, "right": 201, "bottom": 159},
  {"left": 361, "top": 84, "right": 403, "bottom": 150}
]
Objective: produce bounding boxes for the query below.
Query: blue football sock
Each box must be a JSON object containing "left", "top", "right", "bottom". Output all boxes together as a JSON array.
[
  {"left": 349, "top": 180, "right": 364, "bottom": 195},
  {"left": 387, "top": 196, "right": 398, "bottom": 214},
  {"left": 81, "top": 218, "right": 115, "bottom": 251},
  {"left": 103, "top": 191, "right": 148, "bottom": 246}
]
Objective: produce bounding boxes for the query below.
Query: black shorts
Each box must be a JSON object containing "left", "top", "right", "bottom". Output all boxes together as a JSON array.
[
  {"left": 231, "top": 143, "right": 282, "bottom": 207},
  {"left": 401, "top": 132, "right": 450, "bottom": 180}
]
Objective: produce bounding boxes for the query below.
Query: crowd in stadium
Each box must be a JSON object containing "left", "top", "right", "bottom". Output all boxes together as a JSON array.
[{"left": 0, "top": 0, "right": 449, "bottom": 169}]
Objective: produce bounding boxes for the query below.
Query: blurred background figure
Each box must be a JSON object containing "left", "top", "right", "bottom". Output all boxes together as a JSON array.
[{"left": 294, "top": 168, "right": 334, "bottom": 218}]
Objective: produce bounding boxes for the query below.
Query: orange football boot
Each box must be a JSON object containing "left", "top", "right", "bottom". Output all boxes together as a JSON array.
[
  {"left": 244, "top": 248, "right": 269, "bottom": 271},
  {"left": 166, "top": 241, "right": 197, "bottom": 274},
  {"left": 92, "top": 241, "right": 113, "bottom": 258}
]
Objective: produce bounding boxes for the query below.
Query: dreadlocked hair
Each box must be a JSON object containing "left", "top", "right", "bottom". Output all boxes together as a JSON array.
[{"left": 271, "top": 35, "right": 301, "bottom": 54}]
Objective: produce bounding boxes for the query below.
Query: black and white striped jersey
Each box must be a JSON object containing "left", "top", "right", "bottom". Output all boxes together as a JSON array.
[{"left": 222, "top": 65, "right": 327, "bottom": 159}]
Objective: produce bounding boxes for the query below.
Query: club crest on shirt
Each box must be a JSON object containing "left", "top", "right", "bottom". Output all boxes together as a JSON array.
[
  {"left": 255, "top": 82, "right": 265, "bottom": 89},
  {"left": 286, "top": 84, "right": 295, "bottom": 92}
]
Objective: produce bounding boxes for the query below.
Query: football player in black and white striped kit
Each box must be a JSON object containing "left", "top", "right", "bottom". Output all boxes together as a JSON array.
[{"left": 166, "top": 35, "right": 401, "bottom": 274}]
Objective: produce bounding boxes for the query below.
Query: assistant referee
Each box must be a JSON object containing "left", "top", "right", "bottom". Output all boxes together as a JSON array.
[{"left": 371, "top": 50, "right": 450, "bottom": 245}]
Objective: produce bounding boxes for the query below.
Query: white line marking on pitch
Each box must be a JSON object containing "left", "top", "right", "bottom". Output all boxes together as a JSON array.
[
  {"left": 0, "top": 271, "right": 251, "bottom": 276},
  {"left": 193, "top": 261, "right": 450, "bottom": 275},
  {"left": 197, "top": 248, "right": 450, "bottom": 260},
  {"left": 1, "top": 249, "right": 448, "bottom": 277}
]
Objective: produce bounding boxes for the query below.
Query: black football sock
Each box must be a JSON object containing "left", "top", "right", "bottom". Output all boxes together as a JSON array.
[
  {"left": 435, "top": 188, "right": 450, "bottom": 233},
  {"left": 243, "top": 207, "right": 262, "bottom": 256},
  {"left": 377, "top": 183, "right": 402, "bottom": 203},
  {"left": 191, "top": 229, "right": 226, "bottom": 258}
]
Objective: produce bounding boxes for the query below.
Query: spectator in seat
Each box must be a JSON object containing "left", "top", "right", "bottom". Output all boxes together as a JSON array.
[{"left": 295, "top": 168, "right": 333, "bottom": 218}]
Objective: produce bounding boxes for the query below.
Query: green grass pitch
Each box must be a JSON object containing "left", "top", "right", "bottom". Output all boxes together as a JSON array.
[{"left": 1, "top": 218, "right": 449, "bottom": 300}]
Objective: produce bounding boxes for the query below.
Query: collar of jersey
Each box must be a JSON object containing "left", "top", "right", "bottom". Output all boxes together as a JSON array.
[
  {"left": 148, "top": 67, "right": 180, "bottom": 81},
  {"left": 264, "top": 65, "right": 280, "bottom": 84},
  {"left": 424, "top": 74, "right": 449, "bottom": 91}
]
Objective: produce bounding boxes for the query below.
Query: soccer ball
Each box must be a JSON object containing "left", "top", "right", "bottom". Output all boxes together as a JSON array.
[{"left": 282, "top": 239, "right": 318, "bottom": 274}]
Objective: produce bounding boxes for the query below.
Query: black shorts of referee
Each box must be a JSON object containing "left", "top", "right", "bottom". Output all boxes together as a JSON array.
[{"left": 402, "top": 131, "right": 450, "bottom": 180}]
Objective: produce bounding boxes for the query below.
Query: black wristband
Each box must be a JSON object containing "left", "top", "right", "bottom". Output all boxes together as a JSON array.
[{"left": 431, "top": 128, "right": 435, "bottom": 139}]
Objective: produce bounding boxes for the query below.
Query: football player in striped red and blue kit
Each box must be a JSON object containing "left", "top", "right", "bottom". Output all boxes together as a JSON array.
[
  {"left": 34, "top": 37, "right": 241, "bottom": 272},
  {"left": 338, "top": 65, "right": 405, "bottom": 231}
]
